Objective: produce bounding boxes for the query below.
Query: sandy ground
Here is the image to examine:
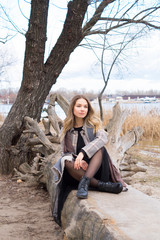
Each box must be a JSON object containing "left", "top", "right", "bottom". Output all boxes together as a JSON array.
[
  {"left": 0, "top": 140, "right": 160, "bottom": 240},
  {"left": 127, "top": 140, "right": 160, "bottom": 201},
  {"left": 1, "top": 164, "right": 160, "bottom": 240},
  {"left": 0, "top": 175, "right": 64, "bottom": 240}
]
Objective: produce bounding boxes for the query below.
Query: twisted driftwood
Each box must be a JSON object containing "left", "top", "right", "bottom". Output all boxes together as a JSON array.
[{"left": 13, "top": 93, "right": 145, "bottom": 185}]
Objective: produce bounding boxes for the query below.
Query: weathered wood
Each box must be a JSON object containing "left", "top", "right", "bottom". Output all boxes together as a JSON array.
[
  {"left": 55, "top": 93, "right": 70, "bottom": 115},
  {"left": 43, "top": 93, "right": 68, "bottom": 136},
  {"left": 105, "top": 102, "right": 144, "bottom": 170},
  {"left": 42, "top": 118, "right": 51, "bottom": 135},
  {"left": 14, "top": 95, "right": 145, "bottom": 187},
  {"left": 27, "top": 136, "right": 60, "bottom": 145},
  {"left": 24, "top": 116, "right": 56, "bottom": 152},
  {"left": 18, "top": 162, "right": 31, "bottom": 174}
]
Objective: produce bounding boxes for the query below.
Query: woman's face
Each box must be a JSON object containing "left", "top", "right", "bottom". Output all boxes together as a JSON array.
[{"left": 73, "top": 98, "right": 88, "bottom": 119}]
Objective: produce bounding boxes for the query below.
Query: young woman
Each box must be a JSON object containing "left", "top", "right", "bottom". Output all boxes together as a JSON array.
[{"left": 52, "top": 95, "right": 127, "bottom": 225}]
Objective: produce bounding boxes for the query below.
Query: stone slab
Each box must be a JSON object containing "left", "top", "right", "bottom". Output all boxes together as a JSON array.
[
  {"left": 61, "top": 186, "right": 160, "bottom": 240},
  {"left": 46, "top": 166, "right": 160, "bottom": 240}
]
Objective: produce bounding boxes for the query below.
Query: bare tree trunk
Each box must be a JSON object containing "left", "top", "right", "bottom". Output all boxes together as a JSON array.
[{"left": 0, "top": 0, "right": 88, "bottom": 174}]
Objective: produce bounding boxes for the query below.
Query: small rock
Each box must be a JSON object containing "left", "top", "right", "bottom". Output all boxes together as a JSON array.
[
  {"left": 145, "top": 188, "right": 152, "bottom": 196},
  {"left": 17, "top": 179, "right": 23, "bottom": 183}
]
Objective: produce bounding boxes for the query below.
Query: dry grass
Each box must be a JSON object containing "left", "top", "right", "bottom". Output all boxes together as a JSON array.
[
  {"left": 1, "top": 108, "right": 160, "bottom": 140},
  {"left": 102, "top": 108, "right": 160, "bottom": 140},
  {"left": 102, "top": 110, "right": 113, "bottom": 127},
  {"left": 0, "top": 114, "right": 4, "bottom": 124}
]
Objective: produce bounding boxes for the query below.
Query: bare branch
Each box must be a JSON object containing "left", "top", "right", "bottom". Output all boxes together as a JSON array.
[
  {"left": 82, "top": 0, "right": 116, "bottom": 35},
  {"left": 23, "top": 116, "right": 55, "bottom": 152},
  {"left": 83, "top": 2, "right": 160, "bottom": 38},
  {"left": 99, "top": 16, "right": 160, "bottom": 28},
  {"left": 0, "top": 3, "right": 25, "bottom": 35},
  {"left": 18, "top": 0, "right": 29, "bottom": 21}
]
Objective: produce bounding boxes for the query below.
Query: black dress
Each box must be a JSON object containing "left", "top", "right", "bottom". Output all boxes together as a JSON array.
[{"left": 55, "top": 127, "right": 110, "bottom": 225}]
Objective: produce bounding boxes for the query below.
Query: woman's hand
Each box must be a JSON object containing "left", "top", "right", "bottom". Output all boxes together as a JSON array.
[
  {"left": 80, "top": 160, "right": 88, "bottom": 171},
  {"left": 74, "top": 152, "right": 86, "bottom": 170}
]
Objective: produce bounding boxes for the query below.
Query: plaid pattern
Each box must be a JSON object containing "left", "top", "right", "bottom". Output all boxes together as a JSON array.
[{"left": 69, "top": 124, "right": 108, "bottom": 159}]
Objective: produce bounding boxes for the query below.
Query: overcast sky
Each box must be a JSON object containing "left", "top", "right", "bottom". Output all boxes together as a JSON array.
[{"left": 1, "top": 0, "right": 160, "bottom": 94}]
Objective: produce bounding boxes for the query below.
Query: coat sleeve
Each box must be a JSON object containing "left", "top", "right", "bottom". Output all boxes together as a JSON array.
[
  {"left": 60, "top": 139, "right": 64, "bottom": 156},
  {"left": 82, "top": 129, "right": 108, "bottom": 159}
]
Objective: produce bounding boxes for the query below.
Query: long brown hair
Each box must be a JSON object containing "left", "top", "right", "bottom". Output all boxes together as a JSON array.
[{"left": 61, "top": 95, "right": 102, "bottom": 139}]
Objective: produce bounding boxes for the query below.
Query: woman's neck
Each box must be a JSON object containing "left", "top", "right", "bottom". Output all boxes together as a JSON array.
[{"left": 74, "top": 118, "right": 84, "bottom": 128}]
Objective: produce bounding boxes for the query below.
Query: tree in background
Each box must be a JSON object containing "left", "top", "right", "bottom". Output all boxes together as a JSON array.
[
  {"left": 0, "top": 48, "right": 15, "bottom": 87},
  {"left": 98, "top": 27, "right": 145, "bottom": 120},
  {"left": 0, "top": 0, "right": 160, "bottom": 174}
]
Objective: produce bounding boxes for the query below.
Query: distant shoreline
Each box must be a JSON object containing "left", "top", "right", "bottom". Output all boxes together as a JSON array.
[{"left": 0, "top": 101, "right": 160, "bottom": 118}]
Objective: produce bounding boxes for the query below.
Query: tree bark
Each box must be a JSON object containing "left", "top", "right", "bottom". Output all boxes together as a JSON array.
[
  {"left": 0, "top": 0, "right": 89, "bottom": 173},
  {"left": 104, "top": 102, "right": 145, "bottom": 181}
]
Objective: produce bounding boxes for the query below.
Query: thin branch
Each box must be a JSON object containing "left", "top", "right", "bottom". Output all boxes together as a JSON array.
[
  {"left": 100, "top": 6, "right": 160, "bottom": 27},
  {"left": 132, "top": 6, "right": 160, "bottom": 21},
  {"left": 0, "top": 33, "right": 17, "bottom": 44},
  {"left": 18, "top": 0, "right": 29, "bottom": 20},
  {"left": 0, "top": 3, "right": 25, "bottom": 35},
  {"left": 100, "top": 27, "right": 145, "bottom": 97},
  {"left": 84, "top": 4, "right": 160, "bottom": 37},
  {"left": 120, "top": 1, "right": 139, "bottom": 19},
  {"left": 100, "top": 34, "right": 106, "bottom": 84},
  {"left": 86, "top": 17, "right": 160, "bottom": 36},
  {"left": 82, "top": 0, "right": 116, "bottom": 35},
  {"left": 24, "top": 0, "right": 31, "bottom": 3}
]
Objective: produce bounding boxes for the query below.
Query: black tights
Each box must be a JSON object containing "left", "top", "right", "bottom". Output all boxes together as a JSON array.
[{"left": 65, "top": 149, "right": 102, "bottom": 188}]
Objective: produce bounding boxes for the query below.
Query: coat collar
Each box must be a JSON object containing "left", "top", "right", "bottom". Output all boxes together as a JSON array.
[{"left": 69, "top": 122, "right": 92, "bottom": 133}]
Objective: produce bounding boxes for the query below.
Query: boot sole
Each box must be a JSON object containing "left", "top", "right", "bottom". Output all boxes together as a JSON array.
[{"left": 76, "top": 194, "right": 88, "bottom": 199}]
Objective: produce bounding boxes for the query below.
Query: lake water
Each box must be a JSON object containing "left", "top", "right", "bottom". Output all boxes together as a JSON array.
[
  {"left": 0, "top": 103, "right": 66, "bottom": 120},
  {"left": 0, "top": 102, "right": 160, "bottom": 120},
  {"left": 92, "top": 101, "right": 160, "bottom": 114}
]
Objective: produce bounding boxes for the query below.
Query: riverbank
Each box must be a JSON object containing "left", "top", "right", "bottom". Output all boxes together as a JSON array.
[
  {"left": 127, "top": 140, "right": 160, "bottom": 201},
  {"left": 0, "top": 175, "right": 64, "bottom": 240}
]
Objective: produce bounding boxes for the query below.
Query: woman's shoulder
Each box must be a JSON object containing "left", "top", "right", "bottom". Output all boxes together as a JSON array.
[
  {"left": 83, "top": 123, "right": 95, "bottom": 133},
  {"left": 85, "top": 123, "right": 91, "bottom": 128},
  {"left": 84, "top": 122, "right": 94, "bottom": 128},
  {"left": 85, "top": 122, "right": 104, "bottom": 131}
]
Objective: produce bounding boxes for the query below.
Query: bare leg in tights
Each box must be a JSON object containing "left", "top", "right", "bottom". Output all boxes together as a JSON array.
[{"left": 65, "top": 149, "right": 102, "bottom": 188}]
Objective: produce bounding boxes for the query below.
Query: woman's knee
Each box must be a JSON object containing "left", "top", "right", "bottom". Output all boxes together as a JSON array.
[{"left": 65, "top": 160, "right": 74, "bottom": 169}]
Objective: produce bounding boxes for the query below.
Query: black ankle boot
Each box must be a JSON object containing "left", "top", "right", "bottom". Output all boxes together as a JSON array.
[
  {"left": 98, "top": 181, "right": 123, "bottom": 194},
  {"left": 76, "top": 176, "right": 90, "bottom": 199}
]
